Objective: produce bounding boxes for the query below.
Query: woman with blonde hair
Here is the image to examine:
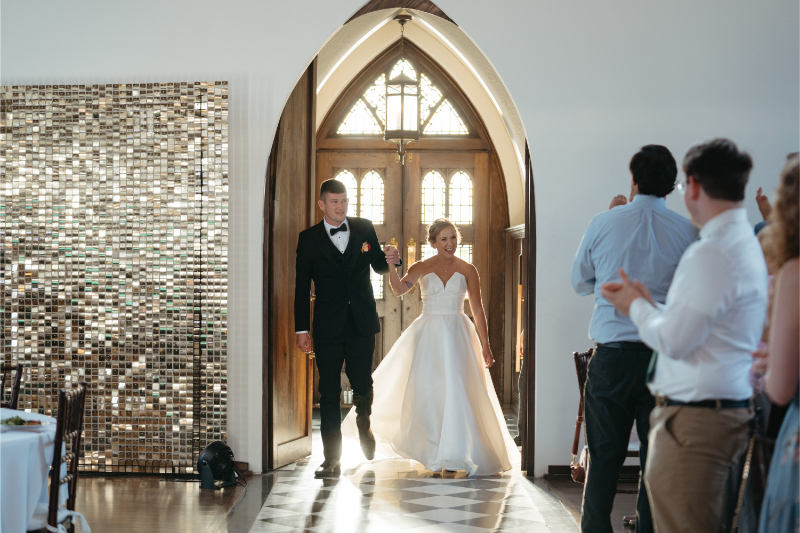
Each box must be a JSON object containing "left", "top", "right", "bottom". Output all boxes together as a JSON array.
[
  {"left": 342, "top": 218, "right": 519, "bottom": 475},
  {"left": 758, "top": 153, "right": 799, "bottom": 532}
]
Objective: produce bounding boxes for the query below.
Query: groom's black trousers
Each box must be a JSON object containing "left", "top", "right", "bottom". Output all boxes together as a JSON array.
[{"left": 313, "top": 307, "right": 375, "bottom": 461}]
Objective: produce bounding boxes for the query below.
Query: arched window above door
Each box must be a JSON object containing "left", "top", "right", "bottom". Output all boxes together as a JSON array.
[{"left": 337, "top": 58, "right": 470, "bottom": 136}]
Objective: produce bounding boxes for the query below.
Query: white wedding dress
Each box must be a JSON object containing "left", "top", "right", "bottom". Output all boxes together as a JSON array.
[{"left": 342, "top": 271, "right": 521, "bottom": 475}]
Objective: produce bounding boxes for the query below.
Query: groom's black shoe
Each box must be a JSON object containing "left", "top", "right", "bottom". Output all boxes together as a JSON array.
[
  {"left": 353, "top": 391, "right": 376, "bottom": 460},
  {"left": 314, "top": 459, "right": 341, "bottom": 478}
]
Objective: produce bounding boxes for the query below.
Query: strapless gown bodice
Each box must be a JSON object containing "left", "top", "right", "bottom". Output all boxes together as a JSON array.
[
  {"left": 342, "top": 270, "right": 520, "bottom": 475},
  {"left": 420, "top": 272, "right": 467, "bottom": 315}
]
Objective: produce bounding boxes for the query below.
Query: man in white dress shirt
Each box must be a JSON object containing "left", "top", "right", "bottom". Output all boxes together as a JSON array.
[{"left": 602, "top": 138, "right": 767, "bottom": 532}]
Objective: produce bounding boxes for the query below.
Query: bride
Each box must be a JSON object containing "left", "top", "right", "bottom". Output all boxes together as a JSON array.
[{"left": 342, "top": 219, "right": 520, "bottom": 475}]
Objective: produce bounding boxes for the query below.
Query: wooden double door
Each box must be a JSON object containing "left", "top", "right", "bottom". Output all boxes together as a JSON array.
[{"left": 314, "top": 149, "right": 492, "bottom": 390}]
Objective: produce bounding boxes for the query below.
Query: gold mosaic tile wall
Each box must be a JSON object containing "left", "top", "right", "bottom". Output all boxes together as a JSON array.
[{"left": 0, "top": 82, "right": 228, "bottom": 474}]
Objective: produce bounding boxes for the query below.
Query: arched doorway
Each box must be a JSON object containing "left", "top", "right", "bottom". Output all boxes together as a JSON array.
[
  {"left": 264, "top": 8, "right": 535, "bottom": 474},
  {"left": 313, "top": 40, "right": 510, "bottom": 406}
]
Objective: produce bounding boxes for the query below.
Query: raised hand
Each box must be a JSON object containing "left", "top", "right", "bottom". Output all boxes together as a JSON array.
[
  {"left": 756, "top": 187, "right": 772, "bottom": 221},
  {"left": 609, "top": 195, "right": 628, "bottom": 210},
  {"left": 384, "top": 245, "right": 400, "bottom": 266}
]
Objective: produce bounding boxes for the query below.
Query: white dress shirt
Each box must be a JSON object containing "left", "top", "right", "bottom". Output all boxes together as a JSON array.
[
  {"left": 571, "top": 195, "right": 698, "bottom": 343},
  {"left": 324, "top": 218, "right": 349, "bottom": 253},
  {"left": 630, "top": 208, "right": 768, "bottom": 402}
]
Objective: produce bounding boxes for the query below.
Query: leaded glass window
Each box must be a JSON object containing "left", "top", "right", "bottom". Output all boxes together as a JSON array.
[
  {"left": 422, "top": 169, "right": 473, "bottom": 225},
  {"left": 337, "top": 59, "right": 468, "bottom": 136},
  {"left": 421, "top": 243, "right": 473, "bottom": 263},
  {"left": 338, "top": 99, "right": 382, "bottom": 134},
  {"left": 449, "top": 171, "right": 473, "bottom": 224},
  {"left": 423, "top": 100, "right": 468, "bottom": 135},
  {"left": 334, "top": 169, "right": 358, "bottom": 201},
  {"left": 360, "top": 170, "right": 384, "bottom": 224},
  {"left": 334, "top": 169, "right": 385, "bottom": 225},
  {"left": 370, "top": 255, "right": 384, "bottom": 300},
  {"left": 422, "top": 170, "right": 446, "bottom": 224}
]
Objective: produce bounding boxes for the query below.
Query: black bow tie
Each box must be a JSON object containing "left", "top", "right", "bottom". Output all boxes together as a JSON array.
[{"left": 330, "top": 223, "right": 348, "bottom": 236}]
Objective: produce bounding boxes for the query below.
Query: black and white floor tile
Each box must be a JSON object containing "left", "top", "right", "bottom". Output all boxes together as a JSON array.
[{"left": 247, "top": 419, "right": 577, "bottom": 533}]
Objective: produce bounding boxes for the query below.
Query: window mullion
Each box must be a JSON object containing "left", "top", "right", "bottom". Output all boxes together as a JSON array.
[{"left": 421, "top": 97, "right": 445, "bottom": 131}]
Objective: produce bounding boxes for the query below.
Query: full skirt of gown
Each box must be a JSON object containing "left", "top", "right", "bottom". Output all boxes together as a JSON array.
[{"left": 342, "top": 272, "right": 520, "bottom": 476}]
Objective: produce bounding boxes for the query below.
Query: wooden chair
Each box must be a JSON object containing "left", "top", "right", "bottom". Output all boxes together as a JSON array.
[
  {"left": 571, "top": 348, "right": 593, "bottom": 468},
  {"left": 28, "top": 382, "right": 88, "bottom": 533},
  {"left": 1, "top": 363, "right": 23, "bottom": 410}
]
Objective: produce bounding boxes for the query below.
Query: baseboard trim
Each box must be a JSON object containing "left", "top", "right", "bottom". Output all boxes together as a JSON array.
[{"left": 544, "top": 465, "right": 640, "bottom": 484}]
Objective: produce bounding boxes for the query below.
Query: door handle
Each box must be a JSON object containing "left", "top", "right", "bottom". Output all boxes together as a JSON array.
[{"left": 406, "top": 237, "right": 417, "bottom": 294}]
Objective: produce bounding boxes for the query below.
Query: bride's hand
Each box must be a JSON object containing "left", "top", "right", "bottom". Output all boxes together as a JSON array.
[{"left": 482, "top": 345, "right": 495, "bottom": 368}]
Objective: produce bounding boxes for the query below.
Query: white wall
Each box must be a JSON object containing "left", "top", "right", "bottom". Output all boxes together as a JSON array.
[{"left": 3, "top": 0, "right": 797, "bottom": 475}]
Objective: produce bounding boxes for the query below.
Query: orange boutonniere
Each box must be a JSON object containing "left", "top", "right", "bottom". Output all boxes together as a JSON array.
[{"left": 361, "top": 241, "right": 370, "bottom": 253}]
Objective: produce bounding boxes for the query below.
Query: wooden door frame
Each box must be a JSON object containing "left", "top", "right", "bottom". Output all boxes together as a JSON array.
[
  {"left": 262, "top": 46, "right": 537, "bottom": 474},
  {"left": 520, "top": 143, "right": 536, "bottom": 474}
]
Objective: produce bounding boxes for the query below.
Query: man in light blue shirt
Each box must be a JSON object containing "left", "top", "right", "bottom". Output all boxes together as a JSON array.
[{"left": 571, "top": 145, "right": 697, "bottom": 533}]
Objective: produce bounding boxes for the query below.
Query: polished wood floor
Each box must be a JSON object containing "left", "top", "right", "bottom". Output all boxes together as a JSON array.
[
  {"left": 546, "top": 480, "right": 638, "bottom": 533},
  {"left": 75, "top": 475, "right": 260, "bottom": 533}
]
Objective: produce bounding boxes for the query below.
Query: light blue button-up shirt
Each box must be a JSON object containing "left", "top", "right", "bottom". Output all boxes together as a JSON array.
[{"left": 570, "top": 194, "right": 698, "bottom": 343}]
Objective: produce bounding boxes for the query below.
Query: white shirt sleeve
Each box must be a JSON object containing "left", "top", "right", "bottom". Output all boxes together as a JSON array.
[{"left": 629, "top": 245, "right": 734, "bottom": 360}]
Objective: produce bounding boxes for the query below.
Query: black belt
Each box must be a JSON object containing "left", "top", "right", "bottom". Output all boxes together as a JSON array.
[
  {"left": 595, "top": 341, "right": 649, "bottom": 350},
  {"left": 656, "top": 396, "right": 752, "bottom": 409}
]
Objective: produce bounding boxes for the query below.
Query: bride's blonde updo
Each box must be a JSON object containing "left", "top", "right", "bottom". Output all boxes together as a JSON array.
[{"left": 426, "top": 218, "right": 461, "bottom": 245}]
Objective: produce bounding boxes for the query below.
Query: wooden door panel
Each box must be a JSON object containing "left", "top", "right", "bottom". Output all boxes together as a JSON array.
[{"left": 266, "top": 63, "right": 315, "bottom": 470}]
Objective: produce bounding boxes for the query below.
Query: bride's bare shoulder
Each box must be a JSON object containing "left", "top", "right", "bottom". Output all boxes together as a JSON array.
[
  {"left": 407, "top": 260, "right": 428, "bottom": 276},
  {"left": 459, "top": 261, "right": 480, "bottom": 282}
]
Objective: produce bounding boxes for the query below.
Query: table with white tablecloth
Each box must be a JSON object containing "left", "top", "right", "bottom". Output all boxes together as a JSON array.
[{"left": 0, "top": 408, "right": 67, "bottom": 533}]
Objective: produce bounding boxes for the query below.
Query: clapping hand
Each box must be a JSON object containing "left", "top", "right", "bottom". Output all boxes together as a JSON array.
[
  {"left": 756, "top": 187, "right": 772, "bottom": 221},
  {"left": 601, "top": 268, "right": 655, "bottom": 316},
  {"left": 609, "top": 195, "right": 628, "bottom": 210},
  {"left": 384, "top": 245, "right": 400, "bottom": 266}
]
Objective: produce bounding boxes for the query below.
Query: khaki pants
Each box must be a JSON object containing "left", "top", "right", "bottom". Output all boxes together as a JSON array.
[{"left": 644, "top": 405, "right": 752, "bottom": 533}]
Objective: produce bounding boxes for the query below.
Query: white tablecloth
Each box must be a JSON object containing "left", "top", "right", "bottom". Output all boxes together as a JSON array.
[{"left": 0, "top": 408, "right": 67, "bottom": 533}]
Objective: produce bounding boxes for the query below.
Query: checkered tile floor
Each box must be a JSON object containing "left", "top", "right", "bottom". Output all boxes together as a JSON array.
[{"left": 248, "top": 419, "right": 571, "bottom": 532}]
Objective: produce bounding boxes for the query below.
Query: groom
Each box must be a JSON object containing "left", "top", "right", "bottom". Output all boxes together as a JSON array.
[{"left": 294, "top": 178, "right": 400, "bottom": 477}]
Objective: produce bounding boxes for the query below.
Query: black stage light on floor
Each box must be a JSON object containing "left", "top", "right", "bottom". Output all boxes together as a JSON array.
[{"left": 198, "top": 441, "right": 240, "bottom": 490}]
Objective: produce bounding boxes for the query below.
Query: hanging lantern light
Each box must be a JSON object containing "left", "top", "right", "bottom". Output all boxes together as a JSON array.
[{"left": 384, "top": 13, "right": 420, "bottom": 164}]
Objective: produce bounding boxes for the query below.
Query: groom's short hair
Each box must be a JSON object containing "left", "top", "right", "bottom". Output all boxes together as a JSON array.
[{"left": 320, "top": 179, "right": 347, "bottom": 200}]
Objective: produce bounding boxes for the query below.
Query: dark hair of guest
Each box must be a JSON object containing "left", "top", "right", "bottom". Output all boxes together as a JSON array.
[
  {"left": 682, "top": 138, "right": 753, "bottom": 201},
  {"left": 320, "top": 178, "right": 347, "bottom": 200},
  {"left": 629, "top": 145, "right": 678, "bottom": 197}
]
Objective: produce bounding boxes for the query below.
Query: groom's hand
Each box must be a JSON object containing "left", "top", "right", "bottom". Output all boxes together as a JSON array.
[{"left": 296, "top": 333, "right": 311, "bottom": 353}]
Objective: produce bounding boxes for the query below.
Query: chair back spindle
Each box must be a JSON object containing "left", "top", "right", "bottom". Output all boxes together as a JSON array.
[
  {"left": 45, "top": 382, "right": 88, "bottom": 529},
  {"left": 571, "top": 348, "right": 594, "bottom": 457},
  {"left": 0, "top": 364, "right": 23, "bottom": 410}
]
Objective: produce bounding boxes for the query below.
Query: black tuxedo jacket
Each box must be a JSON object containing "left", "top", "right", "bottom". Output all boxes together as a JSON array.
[{"left": 294, "top": 217, "right": 390, "bottom": 339}]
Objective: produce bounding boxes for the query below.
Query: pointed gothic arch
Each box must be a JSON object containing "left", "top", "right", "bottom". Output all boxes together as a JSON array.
[{"left": 318, "top": 40, "right": 493, "bottom": 152}]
